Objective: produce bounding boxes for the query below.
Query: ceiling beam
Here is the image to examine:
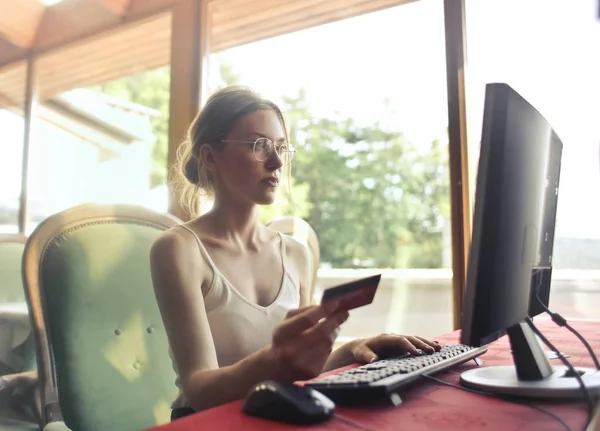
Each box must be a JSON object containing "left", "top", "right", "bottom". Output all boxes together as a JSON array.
[
  {"left": 30, "top": 0, "right": 176, "bottom": 54},
  {"left": 0, "top": 91, "right": 21, "bottom": 108},
  {"left": 0, "top": 0, "right": 45, "bottom": 48},
  {"left": 126, "top": 0, "right": 180, "bottom": 20},
  {"left": 93, "top": 0, "right": 132, "bottom": 16}
]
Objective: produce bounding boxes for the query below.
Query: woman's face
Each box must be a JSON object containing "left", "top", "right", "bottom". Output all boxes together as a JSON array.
[{"left": 211, "top": 109, "right": 287, "bottom": 205}]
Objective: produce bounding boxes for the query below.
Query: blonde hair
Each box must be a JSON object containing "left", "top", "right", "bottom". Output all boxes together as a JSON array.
[{"left": 173, "top": 86, "right": 289, "bottom": 217}]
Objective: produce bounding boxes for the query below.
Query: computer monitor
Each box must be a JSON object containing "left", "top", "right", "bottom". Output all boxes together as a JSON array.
[
  {"left": 526, "top": 135, "right": 560, "bottom": 319},
  {"left": 460, "top": 83, "right": 600, "bottom": 399}
]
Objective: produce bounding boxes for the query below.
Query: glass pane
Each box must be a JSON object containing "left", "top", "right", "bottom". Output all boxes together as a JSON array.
[
  {"left": 209, "top": 0, "right": 453, "bottom": 340},
  {"left": 0, "top": 62, "right": 26, "bottom": 234},
  {"left": 466, "top": 0, "right": 600, "bottom": 319},
  {"left": 28, "top": 18, "right": 172, "bottom": 233}
]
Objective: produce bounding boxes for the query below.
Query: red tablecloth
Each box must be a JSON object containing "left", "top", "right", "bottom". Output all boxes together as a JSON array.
[{"left": 146, "top": 318, "right": 599, "bottom": 431}]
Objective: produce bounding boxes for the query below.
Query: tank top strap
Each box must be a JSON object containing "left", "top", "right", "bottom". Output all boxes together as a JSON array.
[
  {"left": 277, "top": 232, "right": 289, "bottom": 273},
  {"left": 178, "top": 225, "right": 219, "bottom": 274},
  {"left": 276, "top": 232, "right": 301, "bottom": 302}
]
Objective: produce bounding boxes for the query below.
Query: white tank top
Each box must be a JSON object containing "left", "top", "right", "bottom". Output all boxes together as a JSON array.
[{"left": 170, "top": 225, "right": 301, "bottom": 408}]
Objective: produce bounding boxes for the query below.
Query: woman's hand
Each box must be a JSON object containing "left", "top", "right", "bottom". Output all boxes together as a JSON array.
[
  {"left": 350, "top": 333, "right": 442, "bottom": 364},
  {"left": 267, "top": 301, "right": 349, "bottom": 381},
  {"left": 322, "top": 333, "right": 442, "bottom": 371}
]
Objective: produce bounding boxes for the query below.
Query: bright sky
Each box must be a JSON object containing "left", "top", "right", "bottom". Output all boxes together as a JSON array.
[
  {"left": 210, "top": 0, "right": 600, "bottom": 238},
  {"left": 210, "top": 0, "right": 450, "bottom": 146},
  {"left": 2, "top": 0, "right": 599, "bottom": 237}
]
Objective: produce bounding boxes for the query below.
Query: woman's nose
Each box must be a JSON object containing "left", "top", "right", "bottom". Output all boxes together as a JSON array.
[{"left": 266, "top": 148, "right": 284, "bottom": 169}]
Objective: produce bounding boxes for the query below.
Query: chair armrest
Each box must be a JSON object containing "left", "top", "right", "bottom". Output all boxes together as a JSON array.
[{"left": 43, "top": 421, "right": 73, "bottom": 431}]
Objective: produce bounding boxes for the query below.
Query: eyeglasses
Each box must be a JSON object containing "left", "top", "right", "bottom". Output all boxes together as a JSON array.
[{"left": 221, "top": 137, "right": 296, "bottom": 164}]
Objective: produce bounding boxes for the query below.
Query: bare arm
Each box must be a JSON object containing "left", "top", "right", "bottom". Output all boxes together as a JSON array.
[{"left": 150, "top": 229, "right": 277, "bottom": 411}]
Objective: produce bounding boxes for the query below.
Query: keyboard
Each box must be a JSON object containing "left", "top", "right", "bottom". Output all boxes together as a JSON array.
[{"left": 305, "top": 344, "right": 488, "bottom": 406}]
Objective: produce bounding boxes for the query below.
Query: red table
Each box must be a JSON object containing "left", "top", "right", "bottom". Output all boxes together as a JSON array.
[{"left": 146, "top": 318, "right": 599, "bottom": 431}]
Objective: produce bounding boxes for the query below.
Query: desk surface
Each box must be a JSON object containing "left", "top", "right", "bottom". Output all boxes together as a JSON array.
[{"left": 146, "top": 318, "right": 598, "bottom": 431}]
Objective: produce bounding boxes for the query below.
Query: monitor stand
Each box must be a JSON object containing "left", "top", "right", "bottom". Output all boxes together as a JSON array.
[
  {"left": 460, "top": 321, "right": 600, "bottom": 399},
  {"left": 510, "top": 348, "right": 569, "bottom": 359}
]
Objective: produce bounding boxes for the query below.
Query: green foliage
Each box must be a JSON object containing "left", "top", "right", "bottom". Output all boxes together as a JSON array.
[
  {"left": 97, "top": 68, "right": 170, "bottom": 188},
  {"left": 280, "top": 91, "right": 450, "bottom": 269},
  {"left": 211, "top": 62, "right": 243, "bottom": 92}
]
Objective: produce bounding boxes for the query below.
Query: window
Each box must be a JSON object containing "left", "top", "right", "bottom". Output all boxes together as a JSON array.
[
  {"left": 209, "top": 0, "right": 453, "bottom": 340},
  {"left": 0, "top": 62, "right": 26, "bottom": 233},
  {"left": 94, "top": 67, "right": 171, "bottom": 213},
  {"left": 466, "top": 0, "right": 600, "bottom": 319},
  {"left": 23, "top": 15, "right": 171, "bottom": 232}
]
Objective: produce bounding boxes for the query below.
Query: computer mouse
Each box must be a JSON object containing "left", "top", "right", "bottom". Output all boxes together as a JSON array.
[{"left": 242, "top": 380, "right": 335, "bottom": 425}]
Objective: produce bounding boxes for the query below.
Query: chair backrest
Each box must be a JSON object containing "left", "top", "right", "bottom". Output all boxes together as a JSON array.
[
  {"left": 22, "top": 204, "right": 182, "bottom": 431},
  {"left": 265, "top": 216, "right": 320, "bottom": 303},
  {"left": 0, "top": 234, "right": 27, "bottom": 304}
]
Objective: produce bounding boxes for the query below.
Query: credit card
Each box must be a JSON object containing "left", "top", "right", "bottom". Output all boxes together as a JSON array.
[{"left": 320, "top": 274, "right": 381, "bottom": 311}]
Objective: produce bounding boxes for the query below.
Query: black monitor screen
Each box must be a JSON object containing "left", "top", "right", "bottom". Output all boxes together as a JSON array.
[{"left": 461, "top": 83, "right": 563, "bottom": 347}]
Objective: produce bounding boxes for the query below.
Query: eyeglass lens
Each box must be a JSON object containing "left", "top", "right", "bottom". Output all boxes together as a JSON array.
[{"left": 254, "top": 137, "right": 294, "bottom": 163}]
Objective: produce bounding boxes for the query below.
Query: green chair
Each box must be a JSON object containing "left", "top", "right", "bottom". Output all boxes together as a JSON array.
[
  {"left": 21, "top": 204, "right": 182, "bottom": 431},
  {"left": 265, "top": 216, "right": 320, "bottom": 304}
]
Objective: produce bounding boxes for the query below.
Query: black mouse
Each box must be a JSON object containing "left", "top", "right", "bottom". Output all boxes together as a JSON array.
[{"left": 242, "top": 380, "right": 335, "bottom": 425}]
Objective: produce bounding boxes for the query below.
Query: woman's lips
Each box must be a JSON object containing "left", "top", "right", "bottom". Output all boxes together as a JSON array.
[{"left": 262, "top": 178, "right": 279, "bottom": 187}]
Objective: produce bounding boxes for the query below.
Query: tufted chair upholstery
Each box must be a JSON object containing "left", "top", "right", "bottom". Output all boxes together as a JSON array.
[
  {"left": 265, "top": 216, "right": 320, "bottom": 304},
  {"left": 21, "top": 204, "right": 182, "bottom": 431}
]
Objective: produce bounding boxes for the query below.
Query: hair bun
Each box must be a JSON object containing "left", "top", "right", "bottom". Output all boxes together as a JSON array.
[{"left": 184, "top": 157, "right": 200, "bottom": 185}]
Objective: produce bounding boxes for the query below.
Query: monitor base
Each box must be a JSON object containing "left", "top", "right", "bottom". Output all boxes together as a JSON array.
[{"left": 460, "top": 365, "right": 600, "bottom": 399}]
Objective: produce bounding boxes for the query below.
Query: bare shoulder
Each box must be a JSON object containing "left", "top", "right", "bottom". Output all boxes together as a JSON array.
[
  {"left": 280, "top": 234, "right": 310, "bottom": 266},
  {"left": 150, "top": 224, "right": 207, "bottom": 295},
  {"left": 151, "top": 224, "right": 195, "bottom": 258}
]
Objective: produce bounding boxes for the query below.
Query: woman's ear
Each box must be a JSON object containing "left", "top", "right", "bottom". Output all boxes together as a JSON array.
[{"left": 199, "top": 144, "right": 218, "bottom": 175}]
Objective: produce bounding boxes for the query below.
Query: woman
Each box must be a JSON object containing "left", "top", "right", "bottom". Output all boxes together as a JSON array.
[{"left": 150, "top": 86, "right": 441, "bottom": 420}]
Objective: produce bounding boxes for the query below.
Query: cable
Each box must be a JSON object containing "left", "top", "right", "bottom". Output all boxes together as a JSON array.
[
  {"left": 333, "top": 413, "right": 375, "bottom": 431},
  {"left": 533, "top": 270, "right": 600, "bottom": 370},
  {"left": 421, "top": 374, "right": 573, "bottom": 431},
  {"left": 526, "top": 317, "right": 596, "bottom": 424}
]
